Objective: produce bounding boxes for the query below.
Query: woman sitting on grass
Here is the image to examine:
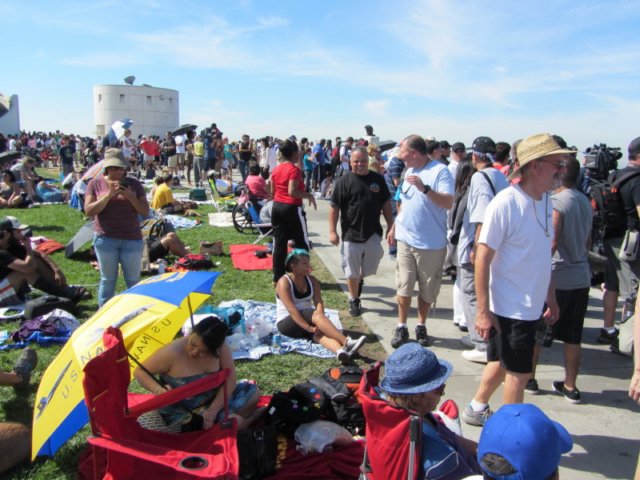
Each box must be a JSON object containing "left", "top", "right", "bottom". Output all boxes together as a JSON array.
[
  {"left": 0, "top": 170, "right": 25, "bottom": 208},
  {"left": 134, "top": 315, "right": 264, "bottom": 432},
  {"left": 276, "top": 249, "right": 366, "bottom": 364}
]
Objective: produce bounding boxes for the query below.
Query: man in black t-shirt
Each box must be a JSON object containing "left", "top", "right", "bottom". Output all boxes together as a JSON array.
[{"left": 329, "top": 147, "right": 393, "bottom": 316}]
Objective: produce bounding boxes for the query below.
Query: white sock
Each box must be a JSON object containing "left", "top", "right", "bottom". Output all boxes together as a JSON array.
[
  {"left": 470, "top": 399, "right": 488, "bottom": 412},
  {"left": 397, "top": 324, "right": 407, "bottom": 329}
]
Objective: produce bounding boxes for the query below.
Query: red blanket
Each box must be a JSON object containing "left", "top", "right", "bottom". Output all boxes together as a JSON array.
[{"left": 230, "top": 244, "right": 272, "bottom": 271}]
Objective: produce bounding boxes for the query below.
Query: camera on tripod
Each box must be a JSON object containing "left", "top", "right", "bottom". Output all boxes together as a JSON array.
[{"left": 584, "top": 144, "right": 622, "bottom": 180}]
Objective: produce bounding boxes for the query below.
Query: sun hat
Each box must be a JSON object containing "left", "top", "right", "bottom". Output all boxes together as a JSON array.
[
  {"left": 478, "top": 403, "right": 573, "bottom": 480},
  {"left": 285, "top": 248, "right": 309, "bottom": 267},
  {"left": 472, "top": 136, "right": 497, "bottom": 155},
  {"left": 628, "top": 136, "right": 640, "bottom": 159},
  {"left": 515, "top": 133, "right": 577, "bottom": 171},
  {"left": 5, "top": 216, "right": 29, "bottom": 231},
  {"left": 102, "top": 148, "right": 129, "bottom": 169},
  {"left": 380, "top": 343, "right": 453, "bottom": 395}
]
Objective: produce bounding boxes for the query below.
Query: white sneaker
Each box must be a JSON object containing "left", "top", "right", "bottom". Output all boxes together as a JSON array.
[
  {"left": 462, "top": 348, "right": 488, "bottom": 364},
  {"left": 345, "top": 336, "right": 366, "bottom": 357},
  {"left": 336, "top": 347, "right": 350, "bottom": 364}
]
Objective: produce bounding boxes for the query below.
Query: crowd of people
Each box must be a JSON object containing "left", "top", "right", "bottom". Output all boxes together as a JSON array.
[{"left": 1, "top": 123, "right": 640, "bottom": 478}]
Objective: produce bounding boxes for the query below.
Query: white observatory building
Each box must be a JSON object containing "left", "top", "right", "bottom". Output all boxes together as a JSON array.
[{"left": 93, "top": 77, "right": 179, "bottom": 138}]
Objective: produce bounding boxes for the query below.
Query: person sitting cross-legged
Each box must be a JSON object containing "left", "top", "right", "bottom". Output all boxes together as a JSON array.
[{"left": 275, "top": 249, "right": 366, "bottom": 364}]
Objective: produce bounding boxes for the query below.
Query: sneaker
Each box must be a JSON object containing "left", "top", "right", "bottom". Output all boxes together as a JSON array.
[
  {"left": 391, "top": 326, "right": 409, "bottom": 349},
  {"left": 461, "top": 348, "right": 487, "bottom": 363},
  {"left": 461, "top": 403, "right": 493, "bottom": 426},
  {"left": 460, "top": 335, "right": 474, "bottom": 348},
  {"left": 525, "top": 378, "right": 539, "bottom": 395},
  {"left": 13, "top": 348, "right": 37, "bottom": 390},
  {"left": 336, "top": 347, "right": 350, "bottom": 365},
  {"left": 345, "top": 336, "right": 367, "bottom": 357},
  {"left": 415, "top": 324, "right": 429, "bottom": 347},
  {"left": 596, "top": 328, "right": 619, "bottom": 344},
  {"left": 349, "top": 298, "right": 362, "bottom": 317},
  {"left": 552, "top": 381, "right": 581, "bottom": 404},
  {"left": 357, "top": 279, "right": 364, "bottom": 298}
]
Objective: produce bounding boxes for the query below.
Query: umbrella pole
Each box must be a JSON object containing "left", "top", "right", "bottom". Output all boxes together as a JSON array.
[{"left": 187, "top": 296, "right": 195, "bottom": 330}]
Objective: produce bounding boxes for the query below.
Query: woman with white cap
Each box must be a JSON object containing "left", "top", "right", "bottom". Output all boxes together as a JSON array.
[
  {"left": 379, "top": 343, "right": 481, "bottom": 479},
  {"left": 85, "top": 148, "right": 149, "bottom": 306}
]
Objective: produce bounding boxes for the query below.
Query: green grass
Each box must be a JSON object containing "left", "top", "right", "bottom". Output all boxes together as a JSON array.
[{"left": 1, "top": 173, "right": 385, "bottom": 479}]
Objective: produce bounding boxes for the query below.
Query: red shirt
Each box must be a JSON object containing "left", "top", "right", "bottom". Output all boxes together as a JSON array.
[{"left": 271, "top": 162, "right": 303, "bottom": 206}]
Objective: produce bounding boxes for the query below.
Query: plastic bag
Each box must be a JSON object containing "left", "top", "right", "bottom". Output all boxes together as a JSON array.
[
  {"left": 294, "top": 420, "right": 353, "bottom": 455},
  {"left": 246, "top": 317, "right": 271, "bottom": 339}
]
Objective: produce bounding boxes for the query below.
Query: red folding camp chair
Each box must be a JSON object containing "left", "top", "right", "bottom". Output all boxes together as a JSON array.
[
  {"left": 358, "top": 362, "right": 422, "bottom": 480},
  {"left": 80, "top": 327, "right": 239, "bottom": 480}
]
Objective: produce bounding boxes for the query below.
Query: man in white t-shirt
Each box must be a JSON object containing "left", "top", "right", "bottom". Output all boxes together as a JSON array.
[
  {"left": 387, "top": 134, "right": 454, "bottom": 348},
  {"left": 461, "top": 133, "right": 576, "bottom": 426},
  {"left": 339, "top": 137, "right": 354, "bottom": 174}
]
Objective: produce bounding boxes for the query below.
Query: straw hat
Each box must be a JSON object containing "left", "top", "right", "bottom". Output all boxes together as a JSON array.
[
  {"left": 103, "top": 148, "right": 128, "bottom": 169},
  {"left": 516, "top": 133, "right": 576, "bottom": 170}
]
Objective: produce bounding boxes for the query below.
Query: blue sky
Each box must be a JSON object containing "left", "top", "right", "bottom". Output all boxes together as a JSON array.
[{"left": 2, "top": 0, "right": 640, "bottom": 153}]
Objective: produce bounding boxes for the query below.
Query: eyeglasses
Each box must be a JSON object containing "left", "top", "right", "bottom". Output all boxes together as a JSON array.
[
  {"left": 540, "top": 159, "right": 567, "bottom": 170},
  {"left": 401, "top": 181, "right": 414, "bottom": 195}
]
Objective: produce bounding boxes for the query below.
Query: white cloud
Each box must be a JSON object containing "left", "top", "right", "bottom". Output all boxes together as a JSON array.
[{"left": 362, "top": 99, "right": 391, "bottom": 116}]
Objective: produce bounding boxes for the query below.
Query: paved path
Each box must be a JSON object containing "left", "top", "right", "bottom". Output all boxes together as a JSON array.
[{"left": 304, "top": 198, "right": 639, "bottom": 480}]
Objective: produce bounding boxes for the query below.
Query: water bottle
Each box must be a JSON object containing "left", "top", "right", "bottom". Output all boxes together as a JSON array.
[
  {"left": 157, "top": 259, "right": 166, "bottom": 274},
  {"left": 249, "top": 326, "right": 260, "bottom": 348},
  {"left": 272, "top": 333, "right": 282, "bottom": 353}
]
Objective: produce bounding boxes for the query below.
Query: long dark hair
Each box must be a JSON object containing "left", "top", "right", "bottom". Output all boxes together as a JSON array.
[
  {"left": 192, "top": 316, "right": 229, "bottom": 357},
  {"left": 453, "top": 156, "right": 474, "bottom": 200},
  {"left": 279, "top": 139, "right": 299, "bottom": 161}
]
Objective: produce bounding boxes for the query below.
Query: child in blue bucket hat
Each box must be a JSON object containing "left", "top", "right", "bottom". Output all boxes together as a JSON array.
[{"left": 380, "top": 343, "right": 482, "bottom": 479}]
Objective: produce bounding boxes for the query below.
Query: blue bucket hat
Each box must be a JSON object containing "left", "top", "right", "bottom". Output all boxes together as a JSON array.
[
  {"left": 380, "top": 343, "right": 453, "bottom": 395},
  {"left": 478, "top": 404, "right": 573, "bottom": 480}
]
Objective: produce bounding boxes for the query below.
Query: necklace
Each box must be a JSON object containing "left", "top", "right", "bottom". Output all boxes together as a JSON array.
[{"left": 533, "top": 193, "right": 550, "bottom": 237}]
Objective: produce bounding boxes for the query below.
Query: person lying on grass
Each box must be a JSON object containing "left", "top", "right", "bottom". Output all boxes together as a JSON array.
[
  {"left": 134, "top": 315, "right": 264, "bottom": 432},
  {"left": 275, "top": 248, "right": 366, "bottom": 364}
]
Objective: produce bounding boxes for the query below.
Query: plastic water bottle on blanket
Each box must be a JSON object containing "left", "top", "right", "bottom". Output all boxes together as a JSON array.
[{"left": 248, "top": 326, "right": 260, "bottom": 348}]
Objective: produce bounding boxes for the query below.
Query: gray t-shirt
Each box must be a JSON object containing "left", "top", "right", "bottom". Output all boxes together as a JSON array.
[
  {"left": 457, "top": 167, "right": 509, "bottom": 265},
  {"left": 551, "top": 188, "right": 592, "bottom": 289}
]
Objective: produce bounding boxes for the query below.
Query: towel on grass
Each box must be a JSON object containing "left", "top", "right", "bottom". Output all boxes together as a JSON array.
[{"left": 230, "top": 244, "right": 272, "bottom": 271}]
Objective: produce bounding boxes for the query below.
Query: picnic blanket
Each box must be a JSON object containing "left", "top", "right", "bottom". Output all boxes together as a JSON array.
[
  {"left": 230, "top": 244, "right": 272, "bottom": 270},
  {"left": 183, "top": 300, "right": 341, "bottom": 361}
]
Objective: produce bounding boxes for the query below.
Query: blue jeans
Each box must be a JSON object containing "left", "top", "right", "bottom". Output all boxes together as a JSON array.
[{"left": 94, "top": 235, "right": 144, "bottom": 307}]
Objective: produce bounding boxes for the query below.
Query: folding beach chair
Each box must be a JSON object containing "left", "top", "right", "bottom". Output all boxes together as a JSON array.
[
  {"left": 207, "top": 172, "right": 237, "bottom": 213},
  {"left": 358, "top": 363, "right": 422, "bottom": 480},
  {"left": 79, "top": 327, "right": 238, "bottom": 479}
]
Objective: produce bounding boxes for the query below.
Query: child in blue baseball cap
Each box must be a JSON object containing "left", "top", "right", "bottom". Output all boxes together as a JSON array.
[{"left": 477, "top": 403, "right": 573, "bottom": 479}]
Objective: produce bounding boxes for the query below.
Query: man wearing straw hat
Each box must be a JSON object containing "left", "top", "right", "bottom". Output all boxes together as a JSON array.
[{"left": 462, "top": 133, "right": 576, "bottom": 426}]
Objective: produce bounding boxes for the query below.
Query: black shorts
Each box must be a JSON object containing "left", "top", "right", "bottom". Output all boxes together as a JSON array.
[
  {"left": 553, "top": 287, "right": 590, "bottom": 345},
  {"left": 487, "top": 315, "right": 540, "bottom": 374},
  {"left": 148, "top": 239, "right": 168, "bottom": 263},
  {"left": 276, "top": 310, "right": 314, "bottom": 340}
]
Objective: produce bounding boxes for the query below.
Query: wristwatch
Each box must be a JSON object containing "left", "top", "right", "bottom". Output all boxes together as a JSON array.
[{"left": 423, "top": 184, "right": 432, "bottom": 195}]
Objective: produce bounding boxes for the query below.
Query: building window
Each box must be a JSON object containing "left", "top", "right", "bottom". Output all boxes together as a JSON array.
[
  {"left": 168, "top": 98, "right": 173, "bottom": 106},
  {"left": 147, "top": 96, "right": 152, "bottom": 105},
  {"left": 119, "top": 94, "right": 125, "bottom": 104},
  {"left": 98, "top": 94, "right": 102, "bottom": 103}
]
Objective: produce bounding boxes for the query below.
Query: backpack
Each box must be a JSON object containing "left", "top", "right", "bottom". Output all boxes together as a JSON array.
[
  {"left": 173, "top": 254, "right": 214, "bottom": 271},
  {"left": 588, "top": 170, "right": 640, "bottom": 241},
  {"left": 320, "top": 367, "right": 366, "bottom": 435},
  {"left": 265, "top": 382, "right": 333, "bottom": 436},
  {"left": 189, "top": 188, "right": 207, "bottom": 201},
  {"left": 140, "top": 218, "right": 166, "bottom": 242}
]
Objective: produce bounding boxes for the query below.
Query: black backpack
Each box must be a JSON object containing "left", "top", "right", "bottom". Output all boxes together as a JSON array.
[{"left": 588, "top": 170, "right": 640, "bottom": 241}]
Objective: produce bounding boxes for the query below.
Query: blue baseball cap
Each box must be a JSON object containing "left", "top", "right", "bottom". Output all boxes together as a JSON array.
[{"left": 478, "top": 404, "right": 573, "bottom": 480}]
